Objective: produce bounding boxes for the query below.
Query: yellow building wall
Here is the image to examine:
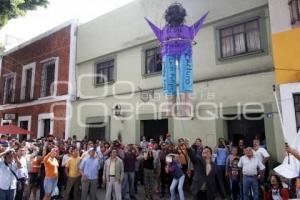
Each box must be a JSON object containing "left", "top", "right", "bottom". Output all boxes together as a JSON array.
[{"left": 272, "top": 27, "right": 300, "bottom": 84}]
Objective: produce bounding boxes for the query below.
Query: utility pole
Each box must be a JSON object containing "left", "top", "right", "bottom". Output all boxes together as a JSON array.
[{"left": 0, "top": 43, "right": 4, "bottom": 77}]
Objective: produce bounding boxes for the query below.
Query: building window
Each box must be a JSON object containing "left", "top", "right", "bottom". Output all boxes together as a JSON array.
[
  {"left": 41, "top": 60, "right": 56, "bottom": 97},
  {"left": 95, "top": 59, "right": 114, "bottom": 85},
  {"left": 21, "top": 63, "right": 36, "bottom": 101},
  {"left": 3, "top": 73, "right": 15, "bottom": 104},
  {"left": 293, "top": 94, "right": 300, "bottom": 132},
  {"left": 145, "top": 47, "right": 162, "bottom": 75},
  {"left": 289, "top": 0, "right": 300, "bottom": 25},
  {"left": 219, "top": 19, "right": 262, "bottom": 58},
  {"left": 87, "top": 122, "right": 106, "bottom": 141},
  {"left": 37, "top": 113, "right": 53, "bottom": 138},
  {"left": 24, "top": 69, "right": 32, "bottom": 100},
  {"left": 19, "top": 121, "right": 29, "bottom": 141}
]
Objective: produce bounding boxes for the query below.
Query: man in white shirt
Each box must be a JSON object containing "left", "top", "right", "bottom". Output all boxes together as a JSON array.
[
  {"left": 15, "top": 146, "right": 29, "bottom": 200},
  {"left": 0, "top": 149, "right": 21, "bottom": 200},
  {"left": 253, "top": 139, "right": 270, "bottom": 164},
  {"left": 238, "top": 147, "right": 265, "bottom": 200},
  {"left": 253, "top": 138, "right": 270, "bottom": 182}
]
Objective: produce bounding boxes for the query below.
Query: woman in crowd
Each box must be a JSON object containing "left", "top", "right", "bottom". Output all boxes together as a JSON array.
[
  {"left": 176, "top": 138, "right": 188, "bottom": 174},
  {"left": 143, "top": 148, "right": 155, "bottom": 200},
  {"left": 263, "top": 174, "right": 289, "bottom": 200},
  {"left": 166, "top": 153, "right": 185, "bottom": 200},
  {"left": 43, "top": 146, "right": 59, "bottom": 200}
]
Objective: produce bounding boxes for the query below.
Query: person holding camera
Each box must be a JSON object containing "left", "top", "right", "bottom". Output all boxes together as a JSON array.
[
  {"left": 165, "top": 153, "right": 185, "bottom": 200},
  {"left": 15, "top": 145, "right": 30, "bottom": 200},
  {"left": 0, "top": 149, "right": 22, "bottom": 200},
  {"left": 43, "top": 146, "right": 59, "bottom": 200}
]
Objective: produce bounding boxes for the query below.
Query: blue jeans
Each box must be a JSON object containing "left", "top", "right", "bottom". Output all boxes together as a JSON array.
[
  {"left": 44, "top": 177, "right": 58, "bottom": 195},
  {"left": 243, "top": 176, "right": 259, "bottom": 200},
  {"left": 122, "top": 172, "right": 135, "bottom": 198},
  {"left": 170, "top": 175, "right": 185, "bottom": 200},
  {"left": 0, "top": 188, "right": 16, "bottom": 200},
  {"left": 162, "top": 48, "right": 193, "bottom": 96},
  {"left": 230, "top": 178, "right": 240, "bottom": 200}
]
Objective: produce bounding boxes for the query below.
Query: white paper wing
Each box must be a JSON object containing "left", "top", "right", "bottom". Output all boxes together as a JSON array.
[{"left": 274, "top": 133, "right": 300, "bottom": 179}]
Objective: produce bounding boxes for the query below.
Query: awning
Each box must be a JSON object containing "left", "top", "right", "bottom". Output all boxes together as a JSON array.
[{"left": 0, "top": 125, "right": 32, "bottom": 135}]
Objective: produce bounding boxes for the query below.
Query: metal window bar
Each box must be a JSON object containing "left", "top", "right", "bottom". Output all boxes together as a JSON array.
[
  {"left": 25, "top": 68, "right": 32, "bottom": 100},
  {"left": 145, "top": 47, "right": 162, "bottom": 74},
  {"left": 96, "top": 60, "right": 114, "bottom": 84},
  {"left": 46, "top": 63, "right": 55, "bottom": 96},
  {"left": 297, "top": 0, "right": 300, "bottom": 21},
  {"left": 220, "top": 19, "right": 261, "bottom": 58},
  {"left": 293, "top": 94, "right": 300, "bottom": 132},
  {"left": 4, "top": 77, "right": 14, "bottom": 104},
  {"left": 41, "top": 60, "right": 55, "bottom": 97},
  {"left": 289, "top": 0, "right": 300, "bottom": 24}
]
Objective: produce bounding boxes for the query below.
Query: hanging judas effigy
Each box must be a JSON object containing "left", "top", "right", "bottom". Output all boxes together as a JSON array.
[{"left": 145, "top": 3, "right": 208, "bottom": 117}]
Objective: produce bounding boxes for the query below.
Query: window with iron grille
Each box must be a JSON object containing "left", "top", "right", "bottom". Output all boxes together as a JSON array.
[
  {"left": 41, "top": 60, "right": 55, "bottom": 97},
  {"left": 220, "top": 19, "right": 262, "bottom": 58},
  {"left": 145, "top": 47, "right": 162, "bottom": 75},
  {"left": 87, "top": 122, "right": 106, "bottom": 141},
  {"left": 24, "top": 68, "right": 32, "bottom": 101},
  {"left": 3, "top": 75, "right": 15, "bottom": 104},
  {"left": 293, "top": 94, "right": 300, "bottom": 132},
  {"left": 95, "top": 59, "right": 114, "bottom": 85},
  {"left": 289, "top": 0, "right": 300, "bottom": 25}
]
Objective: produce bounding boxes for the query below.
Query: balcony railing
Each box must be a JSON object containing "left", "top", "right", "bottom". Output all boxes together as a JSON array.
[{"left": 20, "top": 86, "right": 33, "bottom": 103}]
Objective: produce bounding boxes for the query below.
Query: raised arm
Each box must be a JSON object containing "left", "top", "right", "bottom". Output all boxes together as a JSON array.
[
  {"left": 187, "top": 148, "right": 196, "bottom": 164},
  {"left": 190, "top": 11, "right": 209, "bottom": 38},
  {"left": 144, "top": 17, "right": 162, "bottom": 42},
  {"left": 286, "top": 147, "right": 300, "bottom": 161}
]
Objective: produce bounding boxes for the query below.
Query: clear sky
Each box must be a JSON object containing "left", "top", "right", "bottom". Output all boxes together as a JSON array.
[{"left": 0, "top": 0, "right": 135, "bottom": 50}]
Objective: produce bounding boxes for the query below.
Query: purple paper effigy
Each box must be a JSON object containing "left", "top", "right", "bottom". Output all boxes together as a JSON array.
[
  {"left": 145, "top": 11, "right": 208, "bottom": 56},
  {"left": 144, "top": 3, "right": 208, "bottom": 117}
]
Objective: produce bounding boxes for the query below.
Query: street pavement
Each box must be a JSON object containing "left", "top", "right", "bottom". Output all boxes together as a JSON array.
[
  {"left": 96, "top": 186, "right": 192, "bottom": 200},
  {"left": 49, "top": 186, "right": 193, "bottom": 200}
]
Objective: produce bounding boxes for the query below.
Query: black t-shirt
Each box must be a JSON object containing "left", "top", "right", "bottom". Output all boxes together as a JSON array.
[{"left": 143, "top": 156, "right": 154, "bottom": 170}]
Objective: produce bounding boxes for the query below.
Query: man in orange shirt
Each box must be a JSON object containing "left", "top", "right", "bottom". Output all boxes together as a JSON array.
[{"left": 43, "top": 147, "right": 59, "bottom": 200}]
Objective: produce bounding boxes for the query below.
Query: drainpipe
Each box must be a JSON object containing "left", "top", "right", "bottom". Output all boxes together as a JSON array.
[{"left": 0, "top": 46, "right": 4, "bottom": 77}]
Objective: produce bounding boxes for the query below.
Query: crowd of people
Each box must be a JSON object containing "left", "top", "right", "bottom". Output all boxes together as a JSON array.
[{"left": 0, "top": 133, "right": 299, "bottom": 200}]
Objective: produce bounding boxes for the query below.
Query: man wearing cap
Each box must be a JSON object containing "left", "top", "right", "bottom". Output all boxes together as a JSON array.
[
  {"left": 0, "top": 149, "right": 22, "bottom": 200},
  {"left": 80, "top": 147, "right": 101, "bottom": 200},
  {"left": 0, "top": 135, "right": 9, "bottom": 149},
  {"left": 103, "top": 149, "right": 124, "bottom": 200}
]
